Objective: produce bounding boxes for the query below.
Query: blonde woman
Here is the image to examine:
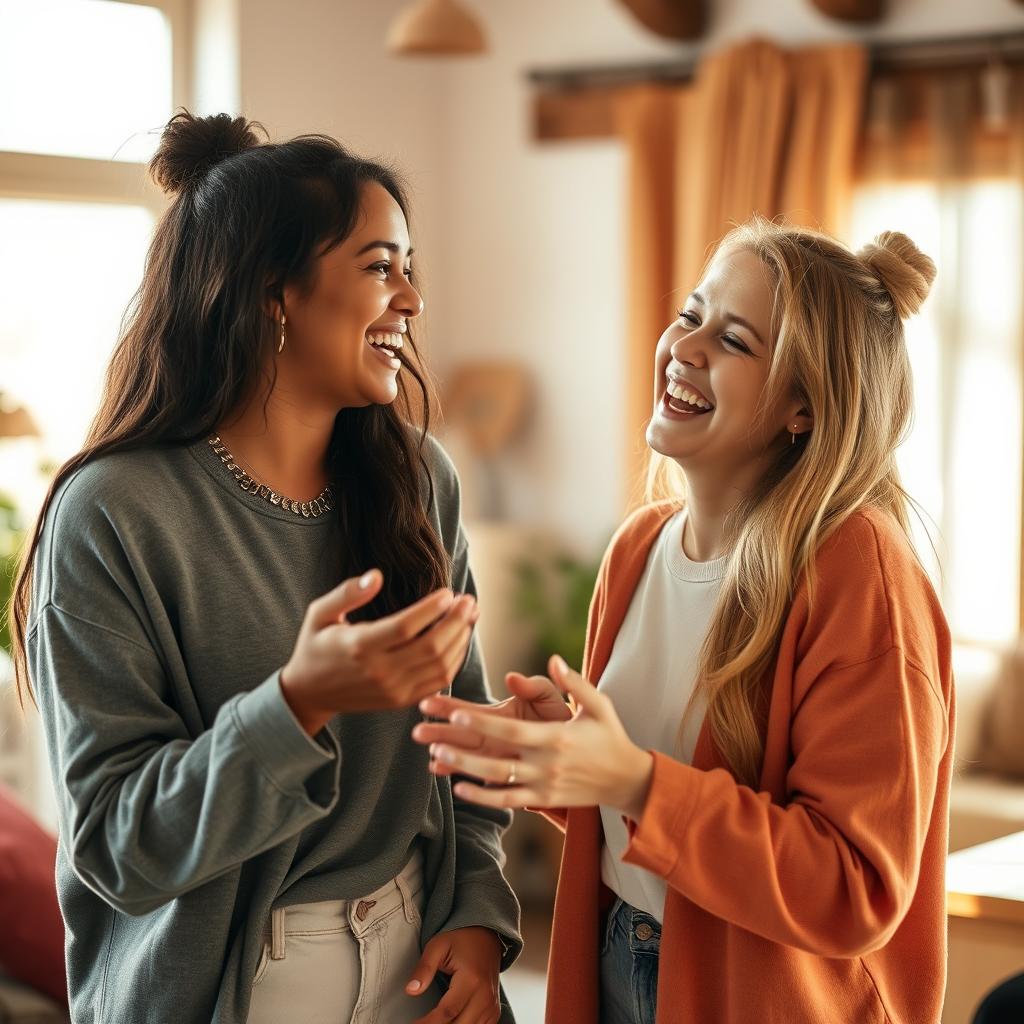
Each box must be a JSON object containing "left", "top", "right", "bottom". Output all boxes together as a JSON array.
[{"left": 412, "top": 219, "right": 953, "bottom": 1024}]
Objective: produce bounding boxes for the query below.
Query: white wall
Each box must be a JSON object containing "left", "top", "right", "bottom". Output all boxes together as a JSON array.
[
  {"left": 215, "top": 0, "right": 1024, "bottom": 555},
  {"left": 228, "top": 0, "right": 448, "bottom": 347}
]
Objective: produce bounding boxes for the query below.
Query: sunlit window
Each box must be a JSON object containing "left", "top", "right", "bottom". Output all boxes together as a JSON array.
[
  {"left": 0, "top": 1, "right": 172, "bottom": 162},
  {"left": 0, "top": 0, "right": 179, "bottom": 831},
  {"left": 0, "top": 199, "right": 155, "bottom": 511},
  {"left": 850, "top": 182, "right": 1023, "bottom": 645}
]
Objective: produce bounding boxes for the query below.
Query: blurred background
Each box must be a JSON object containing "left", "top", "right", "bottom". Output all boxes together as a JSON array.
[{"left": 1, "top": 1, "right": 1023, "bottom": 1021}]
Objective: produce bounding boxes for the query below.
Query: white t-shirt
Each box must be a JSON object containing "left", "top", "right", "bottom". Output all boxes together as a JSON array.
[{"left": 598, "top": 509, "right": 727, "bottom": 922}]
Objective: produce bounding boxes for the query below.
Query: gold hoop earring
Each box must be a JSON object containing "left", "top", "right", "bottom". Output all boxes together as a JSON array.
[{"left": 278, "top": 314, "right": 286, "bottom": 354}]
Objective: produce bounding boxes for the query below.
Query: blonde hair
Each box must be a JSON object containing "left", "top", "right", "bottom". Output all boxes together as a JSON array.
[{"left": 648, "top": 217, "right": 936, "bottom": 787}]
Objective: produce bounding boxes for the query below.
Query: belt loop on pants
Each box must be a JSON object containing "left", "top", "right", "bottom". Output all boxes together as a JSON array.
[
  {"left": 270, "top": 907, "right": 287, "bottom": 960},
  {"left": 395, "top": 871, "right": 416, "bottom": 924}
]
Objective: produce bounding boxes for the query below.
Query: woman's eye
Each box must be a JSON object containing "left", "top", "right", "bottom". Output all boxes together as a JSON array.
[
  {"left": 368, "top": 262, "right": 413, "bottom": 280},
  {"left": 678, "top": 310, "right": 700, "bottom": 327},
  {"left": 722, "top": 334, "right": 749, "bottom": 353}
]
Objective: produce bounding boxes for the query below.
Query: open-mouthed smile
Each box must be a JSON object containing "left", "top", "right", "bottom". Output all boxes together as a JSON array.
[
  {"left": 662, "top": 372, "right": 714, "bottom": 417},
  {"left": 366, "top": 329, "right": 404, "bottom": 369}
]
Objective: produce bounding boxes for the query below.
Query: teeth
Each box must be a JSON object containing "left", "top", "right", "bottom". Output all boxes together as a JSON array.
[
  {"left": 366, "top": 332, "right": 405, "bottom": 350},
  {"left": 668, "top": 382, "right": 712, "bottom": 410}
]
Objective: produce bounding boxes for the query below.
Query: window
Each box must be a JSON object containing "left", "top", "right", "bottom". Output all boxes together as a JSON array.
[
  {"left": 0, "top": 0, "right": 189, "bottom": 828},
  {"left": 0, "top": 0, "right": 174, "bottom": 163},
  {"left": 0, "top": 199, "right": 156, "bottom": 503},
  {"left": 0, "top": 0, "right": 187, "bottom": 511},
  {"left": 849, "top": 181, "right": 1024, "bottom": 646}
]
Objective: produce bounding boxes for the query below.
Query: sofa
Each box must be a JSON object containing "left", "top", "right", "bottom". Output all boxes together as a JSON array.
[
  {"left": 0, "top": 784, "right": 66, "bottom": 1024},
  {"left": 0, "top": 973, "right": 67, "bottom": 1024}
]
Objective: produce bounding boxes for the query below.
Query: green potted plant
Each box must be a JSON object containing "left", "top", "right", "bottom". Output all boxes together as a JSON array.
[
  {"left": 512, "top": 545, "right": 605, "bottom": 676},
  {"left": 0, "top": 492, "right": 25, "bottom": 655}
]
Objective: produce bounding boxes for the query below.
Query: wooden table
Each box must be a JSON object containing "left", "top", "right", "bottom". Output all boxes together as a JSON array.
[{"left": 944, "top": 830, "right": 1024, "bottom": 1023}]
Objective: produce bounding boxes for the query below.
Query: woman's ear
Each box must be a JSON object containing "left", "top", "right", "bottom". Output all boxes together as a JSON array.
[
  {"left": 261, "top": 281, "right": 285, "bottom": 322},
  {"left": 784, "top": 405, "right": 814, "bottom": 440}
]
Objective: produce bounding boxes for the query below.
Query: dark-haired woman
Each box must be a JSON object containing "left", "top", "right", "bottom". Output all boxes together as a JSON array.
[{"left": 13, "top": 113, "right": 520, "bottom": 1024}]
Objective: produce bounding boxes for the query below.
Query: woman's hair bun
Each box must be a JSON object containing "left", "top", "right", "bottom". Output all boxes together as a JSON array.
[
  {"left": 857, "top": 231, "right": 937, "bottom": 319},
  {"left": 150, "top": 111, "right": 264, "bottom": 196}
]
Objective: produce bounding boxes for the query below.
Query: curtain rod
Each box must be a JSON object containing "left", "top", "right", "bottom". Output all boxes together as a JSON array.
[{"left": 527, "top": 30, "right": 1024, "bottom": 91}]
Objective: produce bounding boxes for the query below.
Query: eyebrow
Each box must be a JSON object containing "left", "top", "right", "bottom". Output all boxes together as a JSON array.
[
  {"left": 688, "top": 291, "right": 766, "bottom": 348},
  {"left": 355, "top": 240, "right": 414, "bottom": 258}
]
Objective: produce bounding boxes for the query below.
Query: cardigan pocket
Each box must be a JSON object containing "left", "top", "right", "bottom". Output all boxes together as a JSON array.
[
  {"left": 855, "top": 956, "right": 894, "bottom": 1024},
  {"left": 808, "top": 956, "right": 890, "bottom": 1024}
]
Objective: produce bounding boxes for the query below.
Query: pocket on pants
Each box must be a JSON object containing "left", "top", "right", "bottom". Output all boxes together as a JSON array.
[
  {"left": 600, "top": 899, "right": 623, "bottom": 958},
  {"left": 252, "top": 943, "right": 270, "bottom": 988}
]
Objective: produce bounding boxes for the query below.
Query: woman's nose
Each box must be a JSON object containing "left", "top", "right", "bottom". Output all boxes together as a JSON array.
[
  {"left": 393, "top": 280, "right": 424, "bottom": 319},
  {"left": 669, "top": 329, "right": 707, "bottom": 366}
]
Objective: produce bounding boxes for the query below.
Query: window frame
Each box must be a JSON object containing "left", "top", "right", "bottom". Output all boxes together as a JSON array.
[{"left": 0, "top": 0, "right": 191, "bottom": 215}]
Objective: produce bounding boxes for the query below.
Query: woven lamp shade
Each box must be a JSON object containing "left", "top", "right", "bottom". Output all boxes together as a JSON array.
[
  {"left": 387, "top": 0, "right": 487, "bottom": 56},
  {"left": 810, "top": 0, "right": 884, "bottom": 21}
]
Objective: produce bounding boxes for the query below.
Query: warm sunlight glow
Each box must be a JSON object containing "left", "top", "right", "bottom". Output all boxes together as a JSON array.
[
  {"left": 851, "top": 182, "right": 1024, "bottom": 644},
  {"left": 0, "top": 199, "right": 154, "bottom": 511},
  {"left": 0, "top": 1, "right": 172, "bottom": 162}
]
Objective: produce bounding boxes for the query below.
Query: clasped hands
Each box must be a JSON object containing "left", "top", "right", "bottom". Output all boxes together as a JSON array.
[{"left": 412, "top": 655, "right": 654, "bottom": 822}]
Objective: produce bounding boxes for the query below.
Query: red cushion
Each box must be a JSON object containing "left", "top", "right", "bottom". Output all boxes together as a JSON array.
[{"left": 0, "top": 785, "right": 66, "bottom": 1005}]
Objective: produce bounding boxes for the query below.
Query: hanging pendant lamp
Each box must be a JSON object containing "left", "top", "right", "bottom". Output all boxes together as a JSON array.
[
  {"left": 387, "top": 0, "right": 488, "bottom": 57},
  {"left": 809, "top": 0, "right": 884, "bottom": 22}
]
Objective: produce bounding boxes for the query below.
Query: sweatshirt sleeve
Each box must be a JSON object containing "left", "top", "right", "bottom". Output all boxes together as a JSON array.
[
  {"left": 618, "top": 518, "right": 952, "bottom": 958},
  {"left": 29, "top": 603, "right": 341, "bottom": 917}
]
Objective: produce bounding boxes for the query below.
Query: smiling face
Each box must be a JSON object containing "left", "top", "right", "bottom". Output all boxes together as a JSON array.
[
  {"left": 278, "top": 181, "right": 424, "bottom": 411},
  {"left": 647, "top": 246, "right": 812, "bottom": 486}
]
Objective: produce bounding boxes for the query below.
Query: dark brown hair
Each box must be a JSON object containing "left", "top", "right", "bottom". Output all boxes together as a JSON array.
[{"left": 10, "top": 111, "right": 450, "bottom": 703}]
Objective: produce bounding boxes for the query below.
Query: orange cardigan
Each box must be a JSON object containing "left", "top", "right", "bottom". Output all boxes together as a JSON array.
[{"left": 540, "top": 503, "right": 954, "bottom": 1024}]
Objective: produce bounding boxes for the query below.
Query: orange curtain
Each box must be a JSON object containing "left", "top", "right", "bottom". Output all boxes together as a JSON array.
[
  {"left": 858, "top": 65, "right": 1024, "bottom": 185},
  {"left": 616, "top": 38, "right": 867, "bottom": 501}
]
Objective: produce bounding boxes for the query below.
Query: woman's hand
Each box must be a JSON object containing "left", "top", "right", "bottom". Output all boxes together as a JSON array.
[
  {"left": 412, "top": 671, "right": 571, "bottom": 776},
  {"left": 426, "top": 656, "right": 654, "bottom": 820},
  {"left": 280, "top": 569, "right": 479, "bottom": 735},
  {"left": 406, "top": 926, "right": 502, "bottom": 1024}
]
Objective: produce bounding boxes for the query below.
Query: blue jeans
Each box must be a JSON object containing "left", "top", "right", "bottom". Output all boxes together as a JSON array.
[{"left": 599, "top": 896, "right": 661, "bottom": 1024}]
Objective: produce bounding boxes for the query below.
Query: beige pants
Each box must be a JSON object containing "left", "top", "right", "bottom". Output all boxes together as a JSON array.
[{"left": 247, "top": 851, "right": 442, "bottom": 1024}]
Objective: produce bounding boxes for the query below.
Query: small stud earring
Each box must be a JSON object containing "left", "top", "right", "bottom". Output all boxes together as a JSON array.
[{"left": 278, "top": 314, "right": 286, "bottom": 354}]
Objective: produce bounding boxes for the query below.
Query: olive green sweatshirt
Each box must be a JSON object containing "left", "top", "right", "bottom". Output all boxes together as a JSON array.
[{"left": 28, "top": 434, "right": 521, "bottom": 1023}]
